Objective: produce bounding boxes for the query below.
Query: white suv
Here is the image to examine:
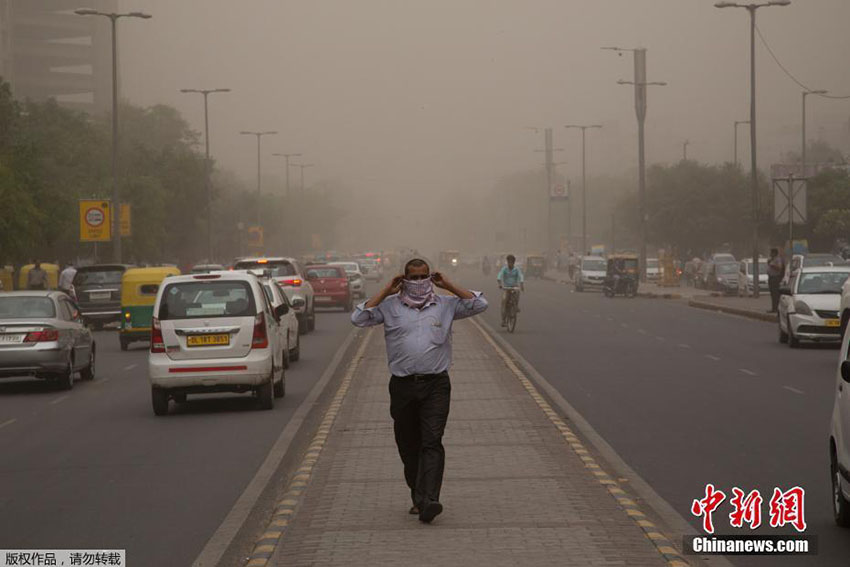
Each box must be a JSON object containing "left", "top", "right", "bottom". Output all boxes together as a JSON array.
[
  {"left": 233, "top": 257, "right": 315, "bottom": 335},
  {"left": 830, "top": 330, "right": 850, "bottom": 526},
  {"left": 147, "top": 272, "right": 287, "bottom": 415}
]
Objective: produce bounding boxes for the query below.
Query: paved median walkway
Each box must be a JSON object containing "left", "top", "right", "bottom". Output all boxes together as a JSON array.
[{"left": 266, "top": 321, "right": 673, "bottom": 567}]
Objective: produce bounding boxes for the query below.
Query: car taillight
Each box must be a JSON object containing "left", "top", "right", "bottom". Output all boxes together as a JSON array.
[
  {"left": 278, "top": 278, "right": 302, "bottom": 287},
  {"left": 24, "top": 329, "right": 59, "bottom": 342},
  {"left": 150, "top": 317, "right": 165, "bottom": 353},
  {"left": 252, "top": 313, "right": 269, "bottom": 349}
]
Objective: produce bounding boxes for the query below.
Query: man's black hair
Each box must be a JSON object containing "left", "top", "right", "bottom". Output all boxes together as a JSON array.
[
  {"left": 506, "top": 254, "right": 515, "bottom": 262},
  {"left": 404, "top": 258, "right": 430, "bottom": 277}
]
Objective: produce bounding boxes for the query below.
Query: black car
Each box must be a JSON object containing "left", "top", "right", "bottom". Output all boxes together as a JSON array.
[{"left": 73, "top": 264, "right": 131, "bottom": 329}]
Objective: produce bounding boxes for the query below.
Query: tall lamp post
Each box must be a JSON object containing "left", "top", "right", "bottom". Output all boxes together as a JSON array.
[
  {"left": 180, "top": 88, "right": 230, "bottom": 261},
  {"left": 715, "top": 0, "right": 791, "bottom": 298},
  {"left": 734, "top": 120, "right": 750, "bottom": 167},
  {"left": 603, "top": 46, "right": 666, "bottom": 282},
  {"left": 564, "top": 124, "right": 602, "bottom": 256},
  {"left": 802, "top": 89, "right": 827, "bottom": 173},
  {"left": 74, "top": 8, "right": 151, "bottom": 263},
  {"left": 240, "top": 130, "right": 278, "bottom": 224},
  {"left": 271, "top": 152, "right": 302, "bottom": 197}
]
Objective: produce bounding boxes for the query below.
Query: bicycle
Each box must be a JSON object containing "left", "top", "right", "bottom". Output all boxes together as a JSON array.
[{"left": 502, "top": 286, "right": 520, "bottom": 333}]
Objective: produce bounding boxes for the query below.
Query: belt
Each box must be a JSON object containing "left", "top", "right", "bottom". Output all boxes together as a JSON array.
[{"left": 393, "top": 372, "right": 448, "bottom": 382}]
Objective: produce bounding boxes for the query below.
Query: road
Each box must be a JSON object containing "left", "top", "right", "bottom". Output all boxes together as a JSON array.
[
  {"left": 0, "top": 306, "right": 357, "bottom": 567},
  {"left": 462, "top": 269, "right": 846, "bottom": 566}
]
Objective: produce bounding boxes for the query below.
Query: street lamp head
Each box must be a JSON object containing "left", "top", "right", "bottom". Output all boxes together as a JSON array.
[
  {"left": 213, "top": 88, "right": 231, "bottom": 93},
  {"left": 768, "top": 0, "right": 791, "bottom": 5},
  {"left": 127, "top": 12, "right": 152, "bottom": 18},
  {"left": 714, "top": 2, "right": 739, "bottom": 8},
  {"left": 179, "top": 89, "right": 197, "bottom": 93},
  {"left": 617, "top": 79, "right": 633, "bottom": 85},
  {"left": 808, "top": 89, "right": 828, "bottom": 95},
  {"left": 74, "top": 8, "right": 100, "bottom": 15}
]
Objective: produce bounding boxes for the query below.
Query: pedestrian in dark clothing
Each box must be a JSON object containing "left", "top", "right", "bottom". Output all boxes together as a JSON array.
[
  {"left": 351, "top": 257, "right": 488, "bottom": 523},
  {"left": 767, "top": 248, "right": 785, "bottom": 313}
]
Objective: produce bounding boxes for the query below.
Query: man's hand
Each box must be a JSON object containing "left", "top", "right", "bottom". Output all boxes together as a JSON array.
[
  {"left": 364, "top": 274, "right": 403, "bottom": 308},
  {"left": 431, "top": 271, "right": 449, "bottom": 290}
]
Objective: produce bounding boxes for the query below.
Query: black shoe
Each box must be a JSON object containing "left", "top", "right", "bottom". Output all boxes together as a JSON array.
[
  {"left": 409, "top": 505, "right": 419, "bottom": 515},
  {"left": 418, "top": 500, "right": 443, "bottom": 523}
]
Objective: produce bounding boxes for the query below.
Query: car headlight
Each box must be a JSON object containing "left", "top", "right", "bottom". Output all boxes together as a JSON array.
[{"left": 793, "top": 300, "right": 813, "bottom": 316}]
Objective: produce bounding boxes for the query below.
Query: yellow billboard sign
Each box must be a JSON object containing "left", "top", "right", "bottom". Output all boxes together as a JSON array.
[
  {"left": 247, "top": 226, "right": 264, "bottom": 248},
  {"left": 120, "top": 203, "right": 131, "bottom": 237},
  {"left": 79, "top": 200, "right": 111, "bottom": 242}
]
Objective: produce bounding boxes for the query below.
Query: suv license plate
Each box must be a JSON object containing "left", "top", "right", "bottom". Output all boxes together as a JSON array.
[
  {"left": 826, "top": 319, "right": 840, "bottom": 328},
  {"left": 90, "top": 291, "right": 110, "bottom": 301},
  {"left": 187, "top": 334, "right": 230, "bottom": 347}
]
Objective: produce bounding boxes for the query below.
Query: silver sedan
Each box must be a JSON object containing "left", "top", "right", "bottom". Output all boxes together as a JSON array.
[{"left": 0, "top": 291, "right": 95, "bottom": 389}]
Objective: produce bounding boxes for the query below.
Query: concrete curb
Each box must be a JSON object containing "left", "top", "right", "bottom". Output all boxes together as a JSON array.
[
  {"left": 543, "top": 274, "right": 685, "bottom": 300},
  {"left": 688, "top": 298, "right": 777, "bottom": 322}
]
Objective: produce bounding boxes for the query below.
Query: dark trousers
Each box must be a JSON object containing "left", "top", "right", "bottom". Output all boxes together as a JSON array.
[
  {"left": 389, "top": 373, "right": 451, "bottom": 507},
  {"left": 768, "top": 275, "right": 782, "bottom": 311}
]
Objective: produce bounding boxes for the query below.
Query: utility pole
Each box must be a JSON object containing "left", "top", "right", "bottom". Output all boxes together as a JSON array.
[
  {"left": 272, "top": 153, "right": 302, "bottom": 197},
  {"left": 734, "top": 120, "right": 750, "bottom": 167},
  {"left": 240, "top": 130, "right": 278, "bottom": 225},
  {"left": 565, "top": 125, "right": 602, "bottom": 255},
  {"left": 715, "top": 0, "right": 791, "bottom": 298},
  {"left": 802, "top": 90, "right": 827, "bottom": 174},
  {"left": 531, "top": 128, "right": 564, "bottom": 256},
  {"left": 74, "top": 8, "right": 151, "bottom": 263},
  {"left": 683, "top": 140, "right": 690, "bottom": 161},
  {"left": 604, "top": 47, "right": 667, "bottom": 282},
  {"left": 180, "top": 88, "right": 230, "bottom": 261}
]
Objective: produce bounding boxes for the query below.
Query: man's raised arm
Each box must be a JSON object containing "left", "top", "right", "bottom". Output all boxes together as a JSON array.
[{"left": 350, "top": 275, "right": 403, "bottom": 327}]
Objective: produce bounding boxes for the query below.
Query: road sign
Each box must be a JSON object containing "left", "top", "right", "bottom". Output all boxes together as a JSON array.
[
  {"left": 79, "top": 200, "right": 111, "bottom": 242},
  {"left": 120, "top": 203, "right": 131, "bottom": 237},
  {"left": 247, "top": 226, "right": 263, "bottom": 248},
  {"left": 550, "top": 181, "right": 569, "bottom": 201},
  {"left": 773, "top": 177, "right": 807, "bottom": 225}
]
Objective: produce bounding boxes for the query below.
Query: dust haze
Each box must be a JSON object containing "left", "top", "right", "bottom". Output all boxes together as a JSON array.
[{"left": 117, "top": 0, "right": 850, "bottom": 257}]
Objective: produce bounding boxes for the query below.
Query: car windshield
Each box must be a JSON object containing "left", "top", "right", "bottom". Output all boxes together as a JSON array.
[
  {"left": 159, "top": 280, "right": 256, "bottom": 319},
  {"left": 796, "top": 272, "right": 850, "bottom": 294},
  {"left": 334, "top": 263, "right": 360, "bottom": 274},
  {"left": 806, "top": 255, "right": 843, "bottom": 267},
  {"left": 307, "top": 267, "right": 343, "bottom": 279},
  {"left": 234, "top": 260, "right": 296, "bottom": 277},
  {"left": 74, "top": 269, "right": 123, "bottom": 286},
  {"left": 582, "top": 259, "right": 606, "bottom": 271},
  {"left": 0, "top": 296, "right": 56, "bottom": 319},
  {"left": 647, "top": 259, "right": 659, "bottom": 268},
  {"left": 716, "top": 263, "right": 737, "bottom": 275}
]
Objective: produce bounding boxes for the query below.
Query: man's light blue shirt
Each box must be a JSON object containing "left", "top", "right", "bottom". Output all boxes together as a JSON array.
[
  {"left": 497, "top": 266, "right": 524, "bottom": 288},
  {"left": 351, "top": 292, "right": 488, "bottom": 377}
]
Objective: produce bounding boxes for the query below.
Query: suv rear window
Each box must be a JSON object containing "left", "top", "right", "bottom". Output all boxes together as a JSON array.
[
  {"left": 74, "top": 269, "right": 124, "bottom": 286},
  {"left": 159, "top": 281, "right": 256, "bottom": 320},
  {"left": 234, "top": 260, "right": 296, "bottom": 277}
]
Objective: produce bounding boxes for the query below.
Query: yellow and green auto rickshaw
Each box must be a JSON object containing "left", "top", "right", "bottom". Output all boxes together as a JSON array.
[
  {"left": 525, "top": 254, "right": 546, "bottom": 278},
  {"left": 17, "top": 263, "right": 60, "bottom": 290},
  {"left": 119, "top": 266, "right": 180, "bottom": 351},
  {"left": 0, "top": 266, "right": 13, "bottom": 291}
]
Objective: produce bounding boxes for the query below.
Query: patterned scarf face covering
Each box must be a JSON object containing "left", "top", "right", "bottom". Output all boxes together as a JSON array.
[{"left": 399, "top": 277, "right": 436, "bottom": 309}]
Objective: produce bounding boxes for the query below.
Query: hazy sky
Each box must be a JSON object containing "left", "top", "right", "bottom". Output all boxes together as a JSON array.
[{"left": 119, "top": 0, "right": 850, "bottom": 201}]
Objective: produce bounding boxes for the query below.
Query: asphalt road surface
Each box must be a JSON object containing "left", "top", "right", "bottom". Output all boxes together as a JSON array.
[
  {"left": 0, "top": 306, "right": 357, "bottom": 567},
  {"left": 464, "top": 269, "right": 846, "bottom": 566}
]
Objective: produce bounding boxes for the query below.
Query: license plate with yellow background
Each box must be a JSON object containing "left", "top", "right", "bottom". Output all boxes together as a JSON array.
[
  {"left": 826, "top": 319, "right": 841, "bottom": 328},
  {"left": 187, "top": 334, "right": 230, "bottom": 347}
]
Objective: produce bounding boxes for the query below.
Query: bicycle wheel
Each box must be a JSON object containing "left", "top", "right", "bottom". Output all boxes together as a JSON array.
[{"left": 507, "top": 302, "right": 517, "bottom": 333}]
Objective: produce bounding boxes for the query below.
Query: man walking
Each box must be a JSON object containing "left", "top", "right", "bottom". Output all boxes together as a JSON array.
[
  {"left": 27, "top": 261, "right": 48, "bottom": 290},
  {"left": 58, "top": 262, "right": 77, "bottom": 298},
  {"left": 351, "top": 258, "right": 487, "bottom": 523},
  {"left": 767, "top": 248, "right": 785, "bottom": 313}
]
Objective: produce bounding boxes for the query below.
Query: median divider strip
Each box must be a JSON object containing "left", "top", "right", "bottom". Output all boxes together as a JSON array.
[
  {"left": 688, "top": 297, "right": 777, "bottom": 322},
  {"left": 471, "top": 317, "right": 691, "bottom": 567},
  {"left": 243, "top": 328, "right": 372, "bottom": 567}
]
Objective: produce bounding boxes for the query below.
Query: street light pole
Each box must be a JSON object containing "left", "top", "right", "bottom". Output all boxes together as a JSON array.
[
  {"left": 734, "top": 120, "right": 750, "bottom": 167},
  {"left": 802, "top": 90, "right": 827, "bottom": 174},
  {"left": 240, "top": 130, "right": 278, "bottom": 225},
  {"left": 604, "top": 46, "right": 667, "bottom": 282},
  {"left": 715, "top": 0, "right": 791, "bottom": 299},
  {"left": 180, "top": 88, "right": 230, "bottom": 261},
  {"left": 683, "top": 140, "right": 690, "bottom": 161},
  {"left": 272, "top": 153, "right": 302, "bottom": 197},
  {"left": 565, "top": 124, "right": 602, "bottom": 255},
  {"left": 74, "top": 8, "right": 151, "bottom": 263}
]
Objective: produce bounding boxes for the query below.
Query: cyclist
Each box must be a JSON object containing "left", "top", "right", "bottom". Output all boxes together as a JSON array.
[{"left": 496, "top": 254, "right": 524, "bottom": 327}]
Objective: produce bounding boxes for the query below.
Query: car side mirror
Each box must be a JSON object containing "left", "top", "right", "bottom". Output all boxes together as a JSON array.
[
  {"left": 841, "top": 360, "right": 850, "bottom": 383},
  {"left": 274, "top": 303, "right": 289, "bottom": 318},
  {"left": 292, "top": 297, "right": 306, "bottom": 308}
]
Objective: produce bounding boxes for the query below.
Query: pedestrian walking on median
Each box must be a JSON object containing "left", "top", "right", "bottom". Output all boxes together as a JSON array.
[
  {"left": 767, "top": 248, "right": 785, "bottom": 313},
  {"left": 351, "top": 257, "right": 488, "bottom": 523},
  {"left": 27, "top": 261, "right": 48, "bottom": 290}
]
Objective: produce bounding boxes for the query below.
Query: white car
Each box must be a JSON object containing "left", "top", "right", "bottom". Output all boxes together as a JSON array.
[
  {"left": 260, "top": 278, "right": 300, "bottom": 364},
  {"left": 358, "top": 259, "right": 382, "bottom": 282},
  {"left": 646, "top": 258, "right": 661, "bottom": 281},
  {"left": 575, "top": 256, "right": 606, "bottom": 292},
  {"left": 778, "top": 266, "right": 850, "bottom": 348},
  {"left": 737, "top": 257, "right": 768, "bottom": 297},
  {"left": 329, "top": 262, "right": 366, "bottom": 299},
  {"left": 233, "top": 257, "right": 315, "bottom": 335},
  {"left": 829, "top": 332, "right": 850, "bottom": 526},
  {"left": 147, "top": 272, "right": 287, "bottom": 415}
]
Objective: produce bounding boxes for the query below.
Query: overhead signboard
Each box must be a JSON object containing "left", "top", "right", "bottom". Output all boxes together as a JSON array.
[
  {"left": 79, "top": 200, "right": 111, "bottom": 242},
  {"left": 773, "top": 177, "right": 807, "bottom": 225},
  {"left": 247, "top": 226, "right": 264, "bottom": 248}
]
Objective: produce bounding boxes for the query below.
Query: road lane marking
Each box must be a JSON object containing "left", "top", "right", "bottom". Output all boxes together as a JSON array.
[
  {"left": 123, "top": 363, "right": 138, "bottom": 371},
  {"left": 471, "top": 318, "right": 689, "bottom": 567},
  {"left": 677, "top": 343, "right": 691, "bottom": 349},
  {"left": 655, "top": 336, "right": 665, "bottom": 342},
  {"left": 0, "top": 418, "right": 16, "bottom": 430},
  {"left": 637, "top": 329, "right": 647, "bottom": 335},
  {"left": 49, "top": 395, "right": 69, "bottom": 405},
  {"left": 739, "top": 369, "right": 758, "bottom": 377},
  {"left": 705, "top": 355, "right": 720, "bottom": 361},
  {"left": 621, "top": 323, "right": 629, "bottom": 328},
  {"left": 783, "top": 386, "right": 804, "bottom": 395}
]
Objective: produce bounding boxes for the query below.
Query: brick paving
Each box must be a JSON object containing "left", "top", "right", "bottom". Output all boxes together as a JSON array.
[{"left": 269, "top": 321, "right": 668, "bottom": 567}]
